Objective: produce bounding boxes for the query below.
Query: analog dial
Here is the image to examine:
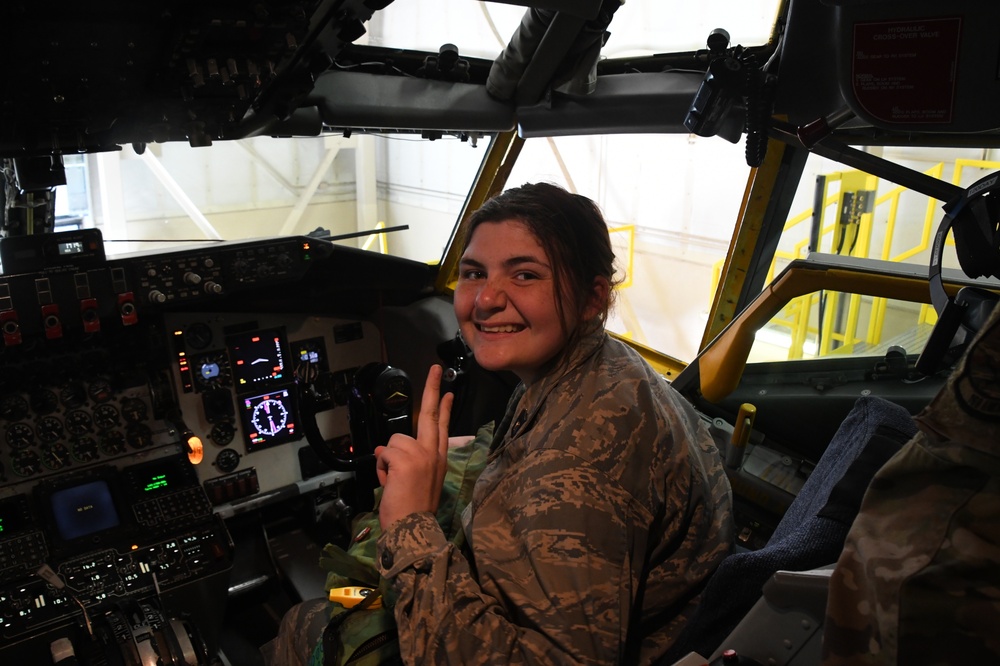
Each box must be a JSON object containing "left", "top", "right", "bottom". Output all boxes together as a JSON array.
[
  {"left": 99, "top": 430, "right": 126, "bottom": 456},
  {"left": 210, "top": 421, "right": 235, "bottom": 446},
  {"left": 88, "top": 378, "right": 114, "bottom": 403},
  {"left": 65, "top": 410, "right": 93, "bottom": 436},
  {"left": 184, "top": 322, "right": 214, "bottom": 350},
  {"left": 215, "top": 448, "right": 241, "bottom": 473},
  {"left": 93, "top": 404, "right": 120, "bottom": 430},
  {"left": 29, "top": 388, "right": 59, "bottom": 415},
  {"left": 37, "top": 415, "right": 65, "bottom": 443},
  {"left": 251, "top": 399, "right": 288, "bottom": 436},
  {"left": 59, "top": 382, "right": 87, "bottom": 409},
  {"left": 11, "top": 450, "right": 42, "bottom": 477},
  {"left": 126, "top": 423, "right": 153, "bottom": 449},
  {"left": 41, "top": 442, "right": 71, "bottom": 470},
  {"left": 192, "top": 351, "right": 232, "bottom": 391},
  {"left": 0, "top": 394, "right": 28, "bottom": 421},
  {"left": 71, "top": 436, "right": 100, "bottom": 463},
  {"left": 6, "top": 423, "right": 35, "bottom": 451},
  {"left": 121, "top": 398, "right": 148, "bottom": 424}
]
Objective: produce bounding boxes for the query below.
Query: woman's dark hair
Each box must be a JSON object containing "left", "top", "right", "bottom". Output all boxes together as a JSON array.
[{"left": 463, "top": 182, "right": 620, "bottom": 330}]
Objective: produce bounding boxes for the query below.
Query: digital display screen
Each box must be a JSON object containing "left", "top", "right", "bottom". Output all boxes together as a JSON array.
[
  {"left": 0, "top": 496, "right": 29, "bottom": 537},
  {"left": 227, "top": 328, "right": 288, "bottom": 390},
  {"left": 124, "top": 457, "right": 189, "bottom": 497},
  {"left": 239, "top": 388, "right": 298, "bottom": 452},
  {"left": 50, "top": 479, "right": 120, "bottom": 542},
  {"left": 57, "top": 241, "right": 84, "bottom": 256}
]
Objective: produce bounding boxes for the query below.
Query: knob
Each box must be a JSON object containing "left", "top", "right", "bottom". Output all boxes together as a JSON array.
[
  {"left": 183, "top": 271, "right": 202, "bottom": 286},
  {"left": 203, "top": 281, "right": 223, "bottom": 295},
  {"left": 148, "top": 290, "right": 167, "bottom": 304}
]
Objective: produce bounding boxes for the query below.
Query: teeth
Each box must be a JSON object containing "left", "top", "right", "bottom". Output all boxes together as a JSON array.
[{"left": 480, "top": 324, "right": 522, "bottom": 333}]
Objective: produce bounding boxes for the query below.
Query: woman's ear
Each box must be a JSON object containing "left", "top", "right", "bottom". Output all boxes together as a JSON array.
[{"left": 582, "top": 276, "right": 611, "bottom": 321}]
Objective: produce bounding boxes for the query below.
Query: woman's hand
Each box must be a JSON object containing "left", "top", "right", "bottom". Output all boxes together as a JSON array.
[{"left": 374, "top": 364, "right": 454, "bottom": 531}]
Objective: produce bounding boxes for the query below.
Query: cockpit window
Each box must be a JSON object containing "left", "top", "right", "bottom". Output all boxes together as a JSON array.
[
  {"left": 367, "top": 1, "right": 779, "bottom": 60},
  {"left": 54, "top": 133, "right": 492, "bottom": 264},
  {"left": 748, "top": 145, "right": 1000, "bottom": 362},
  {"left": 507, "top": 133, "right": 751, "bottom": 363}
]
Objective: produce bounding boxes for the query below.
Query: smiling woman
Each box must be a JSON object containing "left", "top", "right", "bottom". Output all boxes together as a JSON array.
[{"left": 366, "top": 183, "right": 734, "bottom": 665}]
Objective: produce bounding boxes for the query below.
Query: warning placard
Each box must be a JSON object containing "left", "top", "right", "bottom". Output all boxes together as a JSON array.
[{"left": 852, "top": 17, "right": 961, "bottom": 124}]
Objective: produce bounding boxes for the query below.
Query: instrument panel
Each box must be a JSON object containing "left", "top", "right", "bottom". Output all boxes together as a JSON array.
[
  {"left": 0, "top": 232, "right": 410, "bottom": 662},
  {"left": 164, "top": 311, "right": 382, "bottom": 512}
]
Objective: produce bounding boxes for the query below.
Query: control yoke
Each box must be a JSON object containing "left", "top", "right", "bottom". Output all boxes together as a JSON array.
[{"left": 298, "top": 362, "right": 413, "bottom": 472}]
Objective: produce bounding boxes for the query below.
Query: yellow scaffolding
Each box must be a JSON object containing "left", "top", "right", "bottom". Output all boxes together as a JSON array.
[{"left": 710, "top": 158, "right": 1000, "bottom": 361}]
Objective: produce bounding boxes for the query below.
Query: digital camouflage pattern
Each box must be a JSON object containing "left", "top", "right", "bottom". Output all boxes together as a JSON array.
[
  {"left": 262, "top": 427, "right": 494, "bottom": 666},
  {"left": 376, "top": 324, "right": 734, "bottom": 665},
  {"left": 822, "top": 301, "right": 1000, "bottom": 664}
]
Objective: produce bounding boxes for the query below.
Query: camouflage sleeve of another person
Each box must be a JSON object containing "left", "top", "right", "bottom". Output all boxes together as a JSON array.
[
  {"left": 822, "top": 303, "right": 1000, "bottom": 664},
  {"left": 376, "top": 453, "right": 647, "bottom": 666}
]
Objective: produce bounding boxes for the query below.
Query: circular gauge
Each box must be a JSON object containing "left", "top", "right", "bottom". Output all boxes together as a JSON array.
[
  {"left": 88, "top": 378, "right": 114, "bottom": 403},
  {"left": 37, "top": 415, "right": 65, "bottom": 443},
  {"left": 210, "top": 421, "right": 235, "bottom": 446},
  {"left": 214, "top": 448, "right": 241, "bottom": 473},
  {"left": 6, "top": 423, "right": 35, "bottom": 451},
  {"left": 29, "top": 388, "right": 59, "bottom": 415},
  {"left": 192, "top": 351, "right": 232, "bottom": 391},
  {"left": 126, "top": 423, "right": 153, "bottom": 449},
  {"left": 121, "top": 398, "right": 148, "bottom": 424},
  {"left": 11, "top": 450, "right": 42, "bottom": 477},
  {"left": 41, "top": 442, "right": 71, "bottom": 470},
  {"left": 251, "top": 398, "right": 288, "bottom": 436},
  {"left": 185, "top": 322, "right": 214, "bottom": 350},
  {"left": 71, "top": 436, "right": 100, "bottom": 463},
  {"left": 65, "top": 410, "right": 93, "bottom": 436},
  {"left": 99, "top": 430, "right": 126, "bottom": 456},
  {"left": 93, "top": 404, "right": 120, "bottom": 431},
  {"left": 0, "top": 394, "right": 28, "bottom": 421},
  {"left": 59, "top": 382, "right": 88, "bottom": 409}
]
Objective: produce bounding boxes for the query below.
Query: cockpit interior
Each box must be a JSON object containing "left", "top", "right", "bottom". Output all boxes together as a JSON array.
[{"left": 1, "top": 1, "right": 998, "bottom": 664}]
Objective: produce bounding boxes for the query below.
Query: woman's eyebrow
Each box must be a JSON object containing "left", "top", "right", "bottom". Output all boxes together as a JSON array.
[
  {"left": 503, "top": 255, "right": 548, "bottom": 269},
  {"left": 459, "top": 255, "right": 550, "bottom": 270}
]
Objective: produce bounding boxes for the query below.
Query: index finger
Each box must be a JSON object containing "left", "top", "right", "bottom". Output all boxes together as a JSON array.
[{"left": 416, "top": 365, "right": 447, "bottom": 443}]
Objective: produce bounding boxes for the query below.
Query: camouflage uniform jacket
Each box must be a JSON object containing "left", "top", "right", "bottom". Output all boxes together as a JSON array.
[
  {"left": 822, "top": 301, "right": 1000, "bottom": 664},
  {"left": 376, "top": 326, "right": 733, "bottom": 665}
]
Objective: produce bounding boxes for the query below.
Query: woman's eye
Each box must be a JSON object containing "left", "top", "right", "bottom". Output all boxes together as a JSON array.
[
  {"left": 514, "top": 272, "right": 537, "bottom": 281},
  {"left": 460, "top": 269, "right": 484, "bottom": 280}
]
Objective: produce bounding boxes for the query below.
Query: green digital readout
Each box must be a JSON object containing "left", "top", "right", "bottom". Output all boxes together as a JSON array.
[{"left": 144, "top": 473, "right": 169, "bottom": 493}]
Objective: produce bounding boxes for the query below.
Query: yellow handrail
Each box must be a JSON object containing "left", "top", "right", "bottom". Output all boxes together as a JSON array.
[{"left": 708, "top": 158, "right": 1000, "bottom": 362}]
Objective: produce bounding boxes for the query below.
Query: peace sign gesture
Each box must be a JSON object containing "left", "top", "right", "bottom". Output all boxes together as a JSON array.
[{"left": 374, "top": 364, "right": 454, "bottom": 531}]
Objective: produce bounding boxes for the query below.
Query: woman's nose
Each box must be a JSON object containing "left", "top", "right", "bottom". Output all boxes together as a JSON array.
[{"left": 475, "top": 278, "right": 506, "bottom": 311}]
